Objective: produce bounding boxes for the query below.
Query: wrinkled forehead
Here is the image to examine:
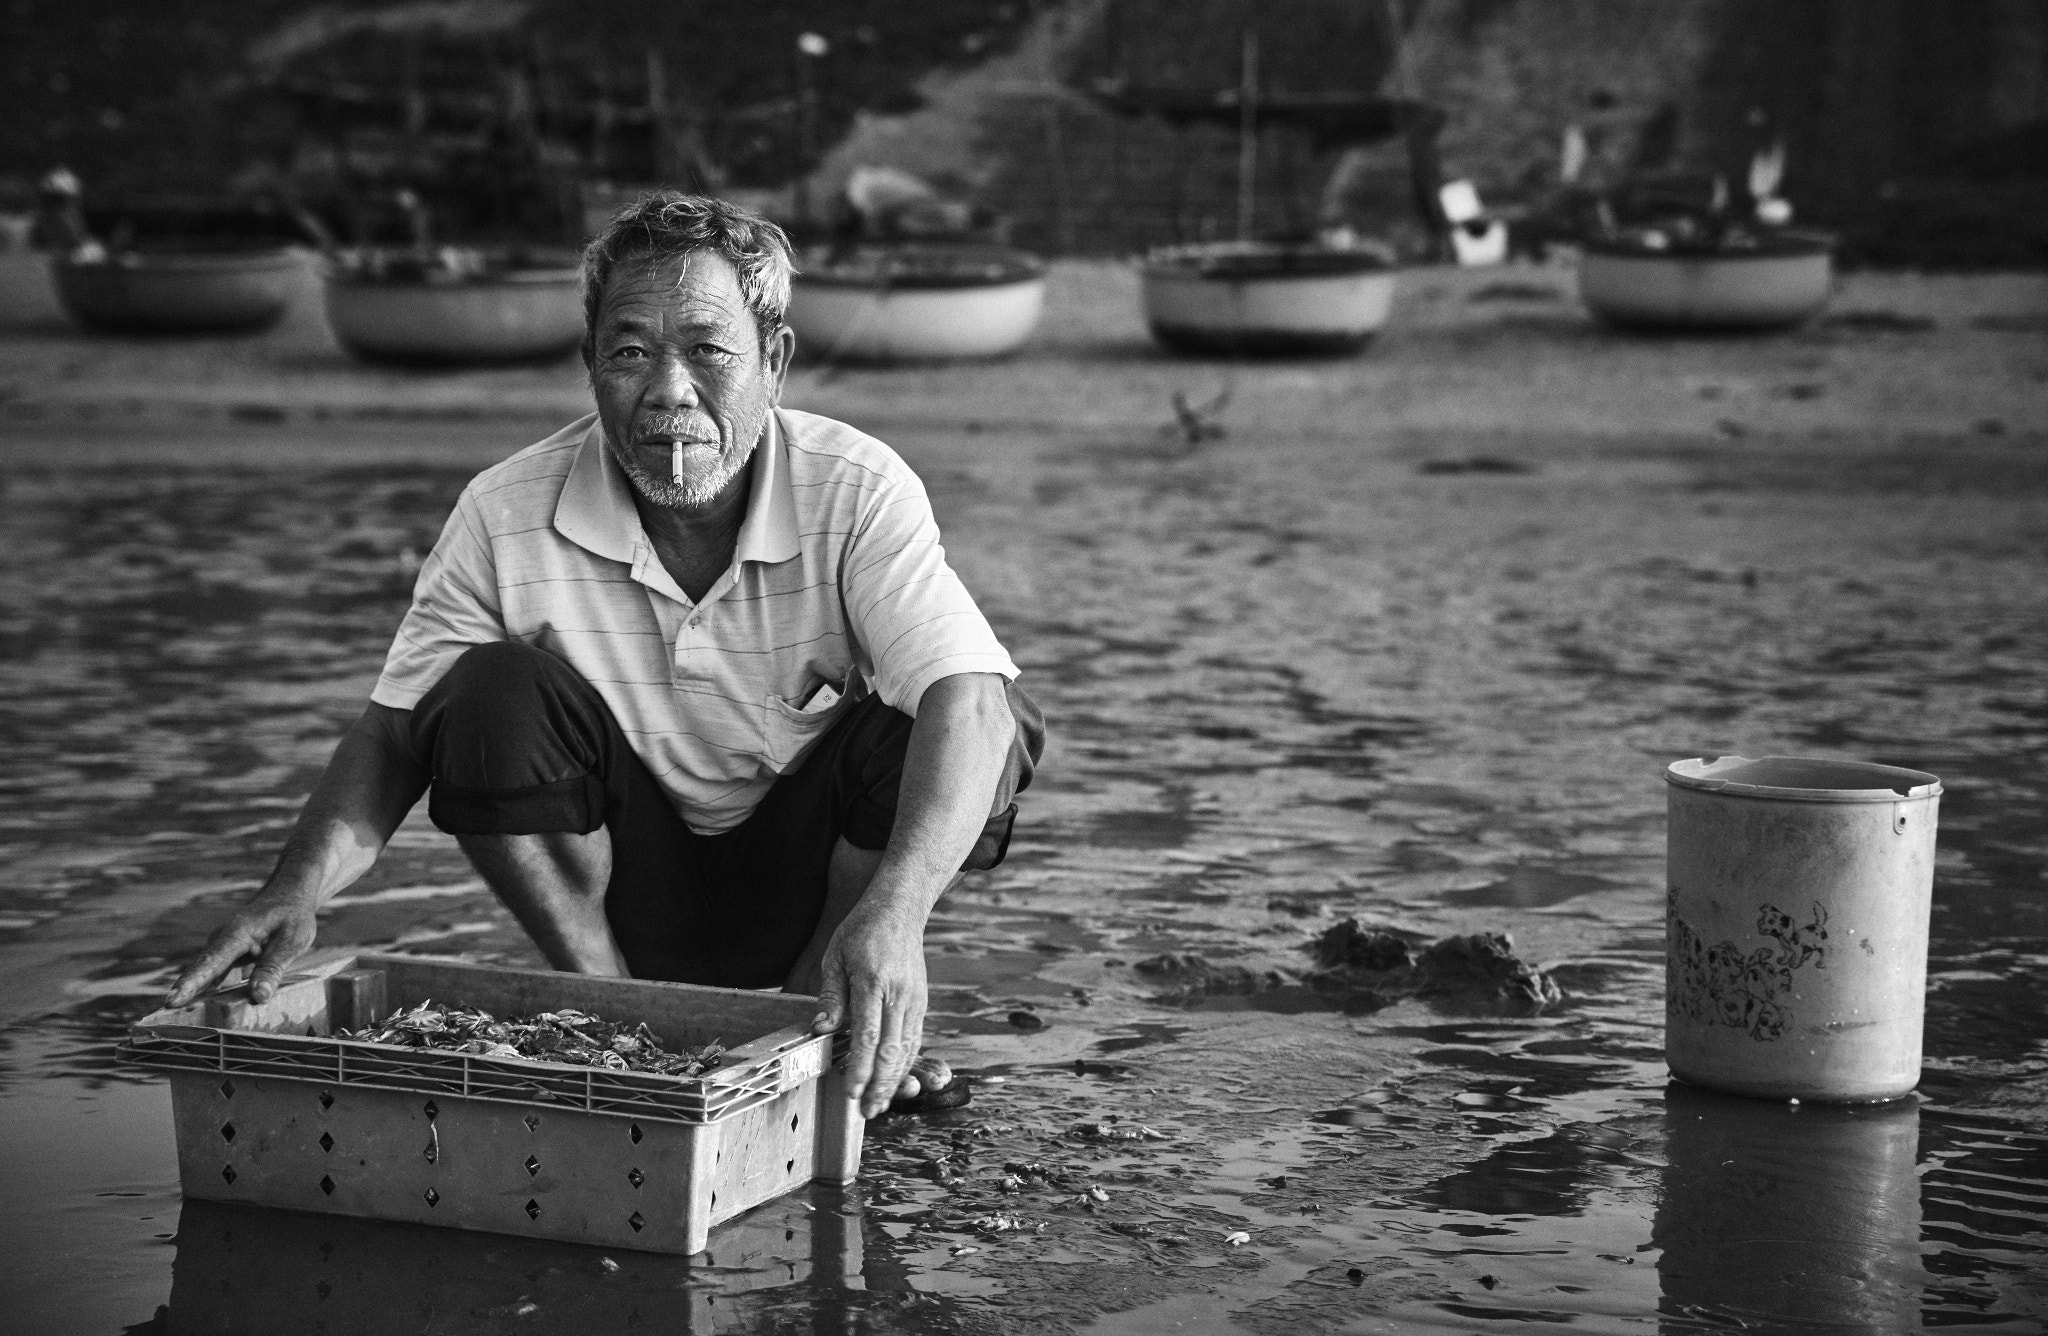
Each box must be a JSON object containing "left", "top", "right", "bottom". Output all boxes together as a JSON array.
[{"left": 596, "top": 249, "right": 752, "bottom": 331}]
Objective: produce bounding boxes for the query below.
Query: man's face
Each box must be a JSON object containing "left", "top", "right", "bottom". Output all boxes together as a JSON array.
[{"left": 588, "top": 250, "right": 794, "bottom": 514}]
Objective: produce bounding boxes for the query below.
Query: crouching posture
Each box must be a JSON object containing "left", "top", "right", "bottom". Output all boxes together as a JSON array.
[{"left": 169, "top": 193, "right": 1045, "bottom": 1117}]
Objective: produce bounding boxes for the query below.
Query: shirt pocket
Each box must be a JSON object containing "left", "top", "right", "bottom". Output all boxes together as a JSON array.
[{"left": 761, "top": 680, "right": 852, "bottom": 771}]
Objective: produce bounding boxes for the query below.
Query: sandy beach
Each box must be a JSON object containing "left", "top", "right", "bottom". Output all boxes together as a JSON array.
[
  {"left": 4, "top": 251, "right": 2044, "bottom": 443},
  {"left": 2, "top": 253, "right": 2045, "bottom": 1332}
]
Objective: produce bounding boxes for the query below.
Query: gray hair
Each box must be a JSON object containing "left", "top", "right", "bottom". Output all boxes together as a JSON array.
[{"left": 580, "top": 192, "right": 796, "bottom": 356}]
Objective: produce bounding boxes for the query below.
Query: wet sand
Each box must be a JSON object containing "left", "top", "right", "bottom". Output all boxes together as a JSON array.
[{"left": 1, "top": 258, "right": 2045, "bottom": 1332}]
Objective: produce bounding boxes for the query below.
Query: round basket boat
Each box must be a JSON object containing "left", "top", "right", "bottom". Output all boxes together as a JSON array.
[
  {"left": 1578, "top": 232, "right": 1833, "bottom": 331},
  {"left": 788, "top": 244, "right": 1045, "bottom": 362},
  {"left": 52, "top": 240, "right": 307, "bottom": 335},
  {"left": 324, "top": 248, "right": 585, "bottom": 365},
  {"left": 1140, "top": 242, "right": 1398, "bottom": 356}
]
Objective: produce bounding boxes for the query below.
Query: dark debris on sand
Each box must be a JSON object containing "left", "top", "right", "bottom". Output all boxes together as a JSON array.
[{"left": 1134, "top": 918, "right": 1563, "bottom": 1015}]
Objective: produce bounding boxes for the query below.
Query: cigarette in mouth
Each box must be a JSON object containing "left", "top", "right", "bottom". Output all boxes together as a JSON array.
[{"left": 672, "top": 441, "right": 683, "bottom": 484}]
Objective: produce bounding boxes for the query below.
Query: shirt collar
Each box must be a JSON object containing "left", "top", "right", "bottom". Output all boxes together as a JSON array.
[
  {"left": 555, "top": 409, "right": 800, "bottom": 568},
  {"left": 735, "top": 409, "right": 801, "bottom": 566}
]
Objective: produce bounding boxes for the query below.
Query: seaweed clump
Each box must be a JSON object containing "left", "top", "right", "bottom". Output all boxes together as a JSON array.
[
  {"left": 1130, "top": 953, "right": 1287, "bottom": 995},
  {"left": 1306, "top": 920, "right": 1561, "bottom": 1014},
  {"left": 340, "top": 1002, "right": 725, "bottom": 1077},
  {"left": 1134, "top": 919, "right": 1562, "bottom": 1016}
]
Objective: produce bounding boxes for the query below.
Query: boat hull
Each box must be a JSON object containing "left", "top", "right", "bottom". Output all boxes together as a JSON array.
[
  {"left": 1140, "top": 246, "right": 1397, "bottom": 356},
  {"left": 53, "top": 247, "right": 306, "bottom": 335},
  {"left": 325, "top": 271, "right": 584, "bottom": 365},
  {"left": 788, "top": 274, "right": 1045, "bottom": 362},
  {"left": 1579, "top": 245, "right": 1832, "bottom": 331}
]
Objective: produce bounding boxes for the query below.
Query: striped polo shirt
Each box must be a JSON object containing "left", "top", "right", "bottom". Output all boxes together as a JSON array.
[{"left": 372, "top": 408, "right": 1019, "bottom": 834}]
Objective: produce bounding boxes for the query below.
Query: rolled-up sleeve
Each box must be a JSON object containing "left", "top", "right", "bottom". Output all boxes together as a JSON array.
[
  {"left": 842, "top": 475, "right": 1018, "bottom": 716},
  {"left": 371, "top": 491, "right": 508, "bottom": 709}
]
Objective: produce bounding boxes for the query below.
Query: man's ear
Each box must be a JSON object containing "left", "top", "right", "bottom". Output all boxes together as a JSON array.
[{"left": 766, "top": 323, "right": 797, "bottom": 400}]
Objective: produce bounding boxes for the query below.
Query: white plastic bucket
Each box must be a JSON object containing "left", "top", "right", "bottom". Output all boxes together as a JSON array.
[{"left": 1665, "top": 755, "right": 1942, "bottom": 1102}]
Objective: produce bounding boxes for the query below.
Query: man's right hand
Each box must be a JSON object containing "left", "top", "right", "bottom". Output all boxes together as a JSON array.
[
  {"left": 163, "top": 703, "right": 429, "bottom": 1010},
  {"left": 166, "top": 884, "right": 321, "bottom": 1008}
]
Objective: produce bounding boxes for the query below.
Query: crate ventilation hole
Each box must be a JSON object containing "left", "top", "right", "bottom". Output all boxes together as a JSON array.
[
  {"left": 319, "top": 1090, "right": 334, "bottom": 1110},
  {"left": 523, "top": 1114, "right": 540, "bottom": 1133},
  {"left": 525, "top": 1155, "right": 541, "bottom": 1177},
  {"left": 319, "top": 1175, "right": 336, "bottom": 1196},
  {"left": 629, "top": 1122, "right": 642, "bottom": 1144},
  {"left": 218, "top": 1078, "right": 235, "bottom": 1100},
  {"left": 628, "top": 1211, "right": 645, "bottom": 1233},
  {"left": 220, "top": 1165, "right": 236, "bottom": 1185},
  {"left": 627, "top": 1167, "right": 644, "bottom": 1188},
  {"left": 424, "top": 1121, "right": 440, "bottom": 1165},
  {"left": 525, "top": 1199, "right": 541, "bottom": 1221},
  {"left": 423, "top": 1188, "right": 439, "bottom": 1207},
  {"left": 219, "top": 1122, "right": 236, "bottom": 1143},
  {"left": 791, "top": 1113, "right": 799, "bottom": 1131},
  {"left": 319, "top": 1132, "right": 334, "bottom": 1153}
]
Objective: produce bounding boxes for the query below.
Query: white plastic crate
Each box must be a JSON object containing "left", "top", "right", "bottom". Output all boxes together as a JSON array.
[{"left": 119, "top": 953, "right": 864, "bottom": 1255}]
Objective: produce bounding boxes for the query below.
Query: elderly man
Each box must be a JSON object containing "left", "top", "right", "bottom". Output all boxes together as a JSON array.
[{"left": 168, "top": 193, "right": 1044, "bottom": 1117}]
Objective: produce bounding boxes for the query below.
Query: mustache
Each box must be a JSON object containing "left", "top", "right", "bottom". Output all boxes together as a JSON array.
[{"left": 634, "top": 414, "right": 718, "bottom": 443}]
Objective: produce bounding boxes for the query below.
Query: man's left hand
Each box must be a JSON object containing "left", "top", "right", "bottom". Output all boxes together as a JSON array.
[
  {"left": 811, "top": 893, "right": 929, "bottom": 1119},
  {"left": 804, "top": 671, "right": 1016, "bottom": 1118}
]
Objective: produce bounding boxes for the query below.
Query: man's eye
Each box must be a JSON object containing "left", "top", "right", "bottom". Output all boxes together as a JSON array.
[
  {"left": 606, "top": 343, "right": 646, "bottom": 360},
  {"left": 692, "top": 343, "right": 735, "bottom": 360}
]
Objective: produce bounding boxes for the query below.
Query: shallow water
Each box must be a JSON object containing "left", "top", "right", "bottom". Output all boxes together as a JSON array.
[{"left": 1, "top": 416, "right": 2045, "bottom": 1332}]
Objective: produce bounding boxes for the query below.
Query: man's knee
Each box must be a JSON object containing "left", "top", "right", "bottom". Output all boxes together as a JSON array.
[
  {"left": 836, "top": 681, "right": 1046, "bottom": 872},
  {"left": 424, "top": 640, "right": 566, "bottom": 712},
  {"left": 410, "top": 642, "right": 613, "bottom": 832},
  {"left": 1003, "top": 681, "right": 1047, "bottom": 796},
  {"left": 414, "top": 641, "right": 598, "bottom": 749},
  {"left": 962, "top": 683, "right": 1045, "bottom": 870}
]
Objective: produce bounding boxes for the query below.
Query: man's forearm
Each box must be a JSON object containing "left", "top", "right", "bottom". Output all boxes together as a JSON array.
[
  {"left": 266, "top": 702, "right": 430, "bottom": 905},
  {"left": 866, "top": 673, "right": 1016, "bottom": 911},
  {"left": 807, "top": 671, "right": 1016, "bottom": 1113},
  {"left": 168, "top": 702, "right": 431, "bottom": 1007}
]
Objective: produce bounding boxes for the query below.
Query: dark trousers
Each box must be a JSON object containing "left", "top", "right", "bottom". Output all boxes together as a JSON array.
[{"left": 405, "top": 642, "right": 1044, "bottom": 988}]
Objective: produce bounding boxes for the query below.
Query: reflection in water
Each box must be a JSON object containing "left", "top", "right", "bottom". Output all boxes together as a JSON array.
[
  {"left": 167, "top": 1191, "right": 926, "bottom": 1334},
  {"left": 1411, "top": 1119, "right": 1630, "bottom": 1219},
  {"left": 1655, "top": 1084, "right": 1923, "bottom": 1332}
]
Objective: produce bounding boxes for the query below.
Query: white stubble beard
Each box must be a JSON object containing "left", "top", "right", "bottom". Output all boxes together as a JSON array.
[{"left": 610, "top": 395, "right": 771, "bottom": 514}]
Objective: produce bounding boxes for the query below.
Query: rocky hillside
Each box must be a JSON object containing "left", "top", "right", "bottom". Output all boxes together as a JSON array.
[
  {"left": 5, "top": 0, "right": 2043, "bottom": 264},
  {"left": 846, "top": 0, "right": 2048, "bottom": 265}
]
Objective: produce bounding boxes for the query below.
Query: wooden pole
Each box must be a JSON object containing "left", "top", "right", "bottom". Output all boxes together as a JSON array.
[
  {"left": 1167, "top": 118, "right": 1184, "bottom": 243},
  {"left": 794, "top": 50, "right": 817, "bottom": 231},
  {"left": 590, "top": 63, "right": 613, "bottom": 178},
  {"left": 1236, "top": 28, "right": 1259, "bottom": 242},
  {"left": 1042, "top": 99, "right": 1074, "bottom": 255},
  {"left": 646, "top": 50, "right": 671, "bottom": 186},
  {"left": 1039, "top": 4, "right": 1074, "bottom": 255}
]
